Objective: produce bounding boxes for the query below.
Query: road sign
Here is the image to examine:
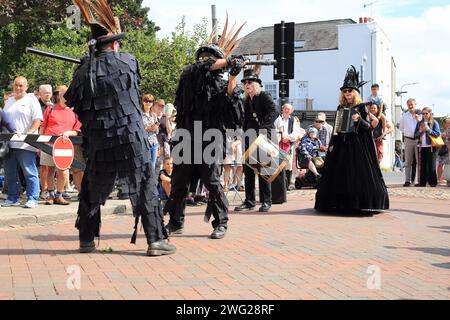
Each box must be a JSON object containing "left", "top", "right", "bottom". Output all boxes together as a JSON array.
[{"left": 52, "top": 136, "right": 74, "bottom": 170}]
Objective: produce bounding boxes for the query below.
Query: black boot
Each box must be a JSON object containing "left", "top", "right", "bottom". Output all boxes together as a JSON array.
[
  {"left": 234, "top": 202, "right": 255, "bottom": 212},
  {"left": 259, "top": 203, "right": 271, "bottom": 212},
  {"left": 147, "top": 240, "right": 176, "bottom": 256},
  {"left": 210, "top": 226, "right": 227, "bottom": 239},
  {"left": 165, "top": 222, "right": 184, "bottom": 235},
  {"left": 286, "top": 171, "right": 292, "bottom": 190}
]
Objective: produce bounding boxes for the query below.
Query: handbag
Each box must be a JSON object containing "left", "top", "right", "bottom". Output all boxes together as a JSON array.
[
  {"left": 428, "top": 134, "right": 445, "bottom": 147},
  {"left": 312, "top": 156, "right": 324, "bottom": 169}
]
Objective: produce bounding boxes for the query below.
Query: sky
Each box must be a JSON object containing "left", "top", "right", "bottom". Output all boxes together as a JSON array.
[{"left": 144, "top": 0, "right": 450, "bottom": 116}]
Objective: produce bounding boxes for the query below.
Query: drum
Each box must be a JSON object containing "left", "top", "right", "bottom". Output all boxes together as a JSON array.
[{"left": 243, "top": 134, "right": 291, "bottom": 183}]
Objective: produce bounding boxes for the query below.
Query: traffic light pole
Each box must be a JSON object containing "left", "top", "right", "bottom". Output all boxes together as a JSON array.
[{"left": 279, "top": 21, "right": 288, "bottom": 109}]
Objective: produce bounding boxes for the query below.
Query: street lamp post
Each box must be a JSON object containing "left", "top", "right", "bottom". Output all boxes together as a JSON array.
[
  {"left": 360, "top": 55, "right": 368, "bottom": 100},
  {"left": 394, "top": 82, "right": 419, "bottom": 142},
  {"left": 396, "top": 82, "right": 419, "bottom": 110}
]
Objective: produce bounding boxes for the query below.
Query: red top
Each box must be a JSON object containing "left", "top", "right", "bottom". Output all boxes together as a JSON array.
[{"left": 41, "top": 103, "right": 82, "bottom": 136}]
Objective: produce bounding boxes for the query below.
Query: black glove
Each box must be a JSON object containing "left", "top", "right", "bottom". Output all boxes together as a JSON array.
[
  {"left": 229, "top": 55, "right": 246, "bottom": 76},
  {"left": 226, "top": 54, "right": 244, "bottom": 67}
]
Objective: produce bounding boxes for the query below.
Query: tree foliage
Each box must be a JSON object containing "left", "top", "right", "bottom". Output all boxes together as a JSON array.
[
  {"left": 0, "top": 0, "right": 160, "bottom": 98},
  {"left": 3, "top": 15, "right": 208, "bottom": 105}
]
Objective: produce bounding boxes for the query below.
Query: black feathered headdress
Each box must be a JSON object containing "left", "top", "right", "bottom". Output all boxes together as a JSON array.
[
  {"left": 72, "top": 0, "right": 126, "bottom": 95},
  {"left": 196, "top": 13, "right": 246, "bottom": 60},
  {"left": 340, "top": 65, "right": 369, "bottom": 93},
  {"left": 73, "top": 0, "right": 126, "bottom": 47}
]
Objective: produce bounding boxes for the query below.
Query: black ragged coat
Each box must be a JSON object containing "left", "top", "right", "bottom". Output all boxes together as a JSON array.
[
  {"left": 65, "top": 51, "right": 158, "bottom": 209},
  {"left": 243, "top": 91, "right": 278, "bottom": 132},
  {"left": 174, "top": 60, "right": 244, "bottom": 136}
]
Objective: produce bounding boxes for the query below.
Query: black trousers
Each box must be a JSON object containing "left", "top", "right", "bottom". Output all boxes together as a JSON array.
[
  {"left": 76, "top": 165, "right": 166, "bottom": 244},
  {"left": 411, "top": 156, "right": 417, "bottom": 183},
  {"left": 285, "top": 170, "right": 292, "bottom": 190},
  {"left": 418, "top": 147, "right": 438, "bottom": 187},
  {"left": 165, "top": 162, "right": 228, "bottom": 229},
  {"left": 243, "top": 164, "right": 272, "bottom": 206}
]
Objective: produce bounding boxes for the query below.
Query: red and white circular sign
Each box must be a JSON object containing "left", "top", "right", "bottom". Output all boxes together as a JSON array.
[{"left": 52, "top": 136, "right": 74, "bottom": 170}]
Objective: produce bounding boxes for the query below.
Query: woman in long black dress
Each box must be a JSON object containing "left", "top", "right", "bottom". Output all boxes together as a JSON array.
[{"left": 314, "top": 66, "right": 389, "bottom": 213}]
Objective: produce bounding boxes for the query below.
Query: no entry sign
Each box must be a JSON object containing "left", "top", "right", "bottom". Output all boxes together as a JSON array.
[{"left": 52, "top": 136, "right": 74, "bottom": 170}]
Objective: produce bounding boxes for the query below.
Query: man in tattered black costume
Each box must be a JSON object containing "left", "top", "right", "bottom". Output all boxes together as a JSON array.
[
  {"left": 65, "top": 0, "right": 175, "bottom": 256},
  {"left": 164, "top": 17, "right": 246, "bottom": 239}
]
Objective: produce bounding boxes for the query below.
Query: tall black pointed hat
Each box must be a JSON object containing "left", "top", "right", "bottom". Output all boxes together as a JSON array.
[{"left": 340, "top": 65, "right": 369, "bottom": 93}]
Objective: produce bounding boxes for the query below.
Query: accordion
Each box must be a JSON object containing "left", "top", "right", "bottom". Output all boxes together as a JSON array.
[{"left": 332, "top": 108, "right": 356, "bottom": 135}]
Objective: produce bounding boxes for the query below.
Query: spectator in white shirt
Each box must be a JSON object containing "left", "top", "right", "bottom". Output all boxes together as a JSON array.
[
  {"left": 399, "top": 98, "right": 422, "bottom": 186},
  {"left": 2, "top": 76, "right": 43, "bottom": 208},
  {"left": 274, "top": 103, "right": 301, "bottom": 189}
]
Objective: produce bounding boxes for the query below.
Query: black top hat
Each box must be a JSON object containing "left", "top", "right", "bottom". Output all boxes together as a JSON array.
[
  {"left": 340, "top": 65, "right": 369, "bottom": 93},
  {"left": 241, "top": 69, "right": 262, "bottom": 85}
]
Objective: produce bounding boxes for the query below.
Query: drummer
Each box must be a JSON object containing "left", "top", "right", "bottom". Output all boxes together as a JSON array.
[{"left": 235, "top": 69, "right": 278, "bottom": 213}]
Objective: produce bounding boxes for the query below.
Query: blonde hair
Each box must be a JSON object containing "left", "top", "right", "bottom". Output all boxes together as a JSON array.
[
  {"left": 339, "top": 89, "right": 362, "bottom": 107},
  {"left": 243, "top": 82, "right": 263, "bottom": 102},
  {"left": 55, "top": 85, "right": 68, "bottom": 103},
  {"left": 422, "top": 107, "right": 435, "bottom": 127}
]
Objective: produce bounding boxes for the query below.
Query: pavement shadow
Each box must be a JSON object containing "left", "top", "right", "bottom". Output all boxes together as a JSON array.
[
  {"left": 390, "top": 208, "right": 450, "bottom": 219},
  {"left": 432, "top": 263, "right": 450, "bottom": 269},
  {"left": 169, "top": 234, "right": 211, "bottom": 239},
  {"left": 385, "top": 246, "right": 450, "bottom": 257},
  {"left": 0, "top": 248, "right": 161, "bottom": 257},
  {"left": 25, "top": 234, "right": 133, "bottom": 242},
  {"left": 231, "top": 208, "right": 377, "bottom": 218},
  {"left": 428, "top": 226, "right": 450, "bottom": 234},
  {"left": 0, "top": 248, "right": 79, "bottom": 256}
]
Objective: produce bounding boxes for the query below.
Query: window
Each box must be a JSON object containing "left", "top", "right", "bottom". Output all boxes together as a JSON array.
[
  {"left": 265, "top": 83, "right": 278, "bottom": 100},
  {"left": 295, "top": 40, "right": 306, "bottom": 49}
]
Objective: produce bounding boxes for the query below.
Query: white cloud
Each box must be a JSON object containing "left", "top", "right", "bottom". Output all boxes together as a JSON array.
[{"left": 144, "top": 0, "right": 450, "bottom": 116}]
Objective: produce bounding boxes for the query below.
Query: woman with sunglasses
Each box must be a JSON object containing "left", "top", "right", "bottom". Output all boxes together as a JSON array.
[
  {"left": 141, "top": 94, "right": 159, "bottom": 171},
  {"left": 315, "top": 66, "right": 389, "bottom": 213},
  {"left": 414, "top": 107, "right": 441, "bottom": 187}
]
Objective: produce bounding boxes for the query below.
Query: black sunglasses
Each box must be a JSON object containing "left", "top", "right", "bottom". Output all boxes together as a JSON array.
[{"left": 343, "top": 89, "right": 353, "bottom": 93}]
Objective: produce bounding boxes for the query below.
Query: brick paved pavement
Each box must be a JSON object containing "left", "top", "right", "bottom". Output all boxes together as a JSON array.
[{"left": 0, "top": 192, "right": 449, "bottom": 300}]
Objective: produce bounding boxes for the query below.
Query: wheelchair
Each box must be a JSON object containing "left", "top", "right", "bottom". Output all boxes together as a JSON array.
[{"left": 294, "top": 148, "right": 326, "bottom": 190}]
